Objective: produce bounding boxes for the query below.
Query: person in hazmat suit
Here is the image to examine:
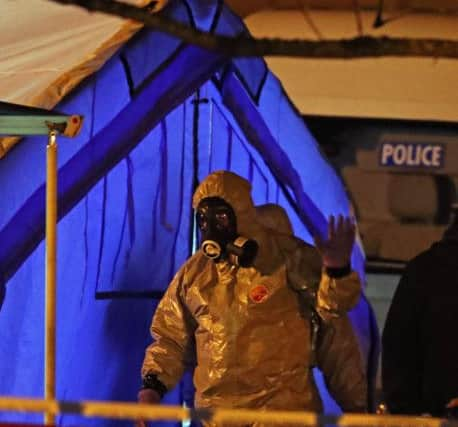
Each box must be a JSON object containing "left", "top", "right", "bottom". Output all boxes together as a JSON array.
[
  {"left": 255, "top": 203, "right": 368, "bottom": 408},
  {"left": 137, "top": 171, "right": 366, "bottom": 426}
]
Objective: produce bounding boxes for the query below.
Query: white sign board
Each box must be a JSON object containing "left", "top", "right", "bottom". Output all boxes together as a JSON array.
[{"left": 379, "top": 142, "right": 445, "bottom": 169}]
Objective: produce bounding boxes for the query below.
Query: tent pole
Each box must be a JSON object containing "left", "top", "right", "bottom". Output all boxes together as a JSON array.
[{"left": 45, "top": 130, "right": 58, "bottom": 426}]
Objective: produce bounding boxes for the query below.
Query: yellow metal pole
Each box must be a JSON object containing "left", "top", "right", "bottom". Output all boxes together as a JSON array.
[{"left": 45, "top": 130, "right": 58, "bottom": 425}]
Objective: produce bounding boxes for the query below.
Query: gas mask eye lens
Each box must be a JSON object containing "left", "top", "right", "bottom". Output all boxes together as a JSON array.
[
  {"left": 196, "top": 212, "right": 208, "bottom": 231},
  {"left": 215, "top": 212, "right": 229, "bottom": 228}
]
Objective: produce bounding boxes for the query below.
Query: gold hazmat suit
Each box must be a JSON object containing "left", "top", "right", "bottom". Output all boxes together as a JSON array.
[{"left": 142, "top": 171, "right": 367, "bottom": 425}]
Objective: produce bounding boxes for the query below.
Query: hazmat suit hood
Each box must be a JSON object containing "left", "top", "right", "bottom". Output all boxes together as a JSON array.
[
  {"left": 193, "top": 170, "right": 283, "bottom": 273},
  {"left": 256, "top": 203, "right": 294, "bottom": 236}
]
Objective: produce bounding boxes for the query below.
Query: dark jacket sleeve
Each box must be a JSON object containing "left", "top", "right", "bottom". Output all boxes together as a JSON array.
[{"left": 382, "top": 264, "right": 422, "bottom": 414}]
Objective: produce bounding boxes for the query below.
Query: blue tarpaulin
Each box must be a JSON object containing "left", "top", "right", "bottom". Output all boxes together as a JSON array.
[{"left": 0, "top": 0, "right": 378, "bottom": 425}]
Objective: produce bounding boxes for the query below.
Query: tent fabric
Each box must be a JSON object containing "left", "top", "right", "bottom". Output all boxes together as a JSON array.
[
  {"left": 0, "top": 0, "right": 163, "bottom": 156},
  {"left": 0, "top": 0, "right": 378, "bottom": 425},
  {"left": 0, "top": 44, "right": 226, "bottom": 287}
]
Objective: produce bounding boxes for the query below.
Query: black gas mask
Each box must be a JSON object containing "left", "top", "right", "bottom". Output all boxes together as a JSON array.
[{"left": 196, "top": 197, "right": 258, "bottom": 267}]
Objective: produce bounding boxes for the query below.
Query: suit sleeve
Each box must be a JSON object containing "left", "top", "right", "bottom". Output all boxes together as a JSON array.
[
  {"left": 316, "top": 315, "right": 368, "bottom": 412},
  {"left": 286, "top": 239, "right": 362, "bottom": 317},
  {"left": 317, "top": 269, "right": 361, "bottom": 318},
  {"left": 141, "top": 267, "right": 196, "bottom": 392},
  {"left": 382, "top": 264, "right": 422, "bottom": 414}
]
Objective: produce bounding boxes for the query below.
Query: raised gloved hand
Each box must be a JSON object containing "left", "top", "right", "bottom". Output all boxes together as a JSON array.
[
  {"left": 314, "top": 214, "right": 356, "bottom": 269},
  {"left": 135, "top": 388, "right": 161, "bottom": 427}
]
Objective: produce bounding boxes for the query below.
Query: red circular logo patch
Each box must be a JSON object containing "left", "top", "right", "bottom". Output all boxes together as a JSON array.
[{"left": 249, "top": 285, "right": 269, "bottom": 303}]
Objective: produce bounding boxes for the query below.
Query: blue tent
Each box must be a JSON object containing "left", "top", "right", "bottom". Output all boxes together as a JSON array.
[{"left": 0, "top": 1, "right": 379, "bottom": 425}]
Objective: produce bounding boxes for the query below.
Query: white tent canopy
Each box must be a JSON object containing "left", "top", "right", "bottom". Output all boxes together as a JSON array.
[
  {"left": 0, "top": 0, "right": 171, "bottom": 155},
  {"left": 245, "top": 9, "right": 458, "bottom": 122},
  {"left": 0, "top": 0, "right": 168, "bottom": 111}
]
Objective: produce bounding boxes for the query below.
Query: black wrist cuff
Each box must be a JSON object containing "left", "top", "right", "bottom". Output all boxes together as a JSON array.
[
  {"left": 326, "top": 264, "right": 351, "bottom": 278},
  {"left": 141, "top": 373, "right": 168, "bottom": 398}
]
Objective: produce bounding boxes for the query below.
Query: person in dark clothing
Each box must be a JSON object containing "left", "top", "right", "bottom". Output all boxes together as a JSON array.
[{"left": 382, "top": 216, "right": 458, "bottom": 418}]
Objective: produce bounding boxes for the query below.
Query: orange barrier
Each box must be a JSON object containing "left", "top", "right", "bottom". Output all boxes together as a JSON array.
[{"left": 1, "top": 396, "right": 458, "bottom": 427}]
